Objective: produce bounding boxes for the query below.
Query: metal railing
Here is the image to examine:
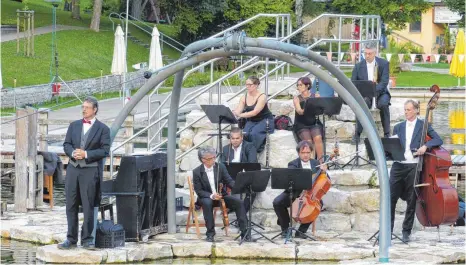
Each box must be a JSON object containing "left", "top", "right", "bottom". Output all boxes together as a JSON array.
[{"left": 108, "top": 12, "right": 185, "bottom": 53}]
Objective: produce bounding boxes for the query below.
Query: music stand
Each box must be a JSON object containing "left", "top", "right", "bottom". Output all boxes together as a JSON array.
[
  {"left": 224, "top": 163, "right": 264, "bottom": 230},
  {"left": 342, "top": 80, "right": 376, "bottom": 169},
  {"left": 232, "top": 170, "right": 273, "bottom": 244},
  {"left": 304, "top": 97, "right": 343, "bottom": 160},
  {"left": 201, "top": 104, "right": 237, "bottom": 167},
  {"left": 270, "top": 168, "right": 317, "bottom": 243},
  {"left": 364, "top": 137, "right": 407, "bottom": 245}
]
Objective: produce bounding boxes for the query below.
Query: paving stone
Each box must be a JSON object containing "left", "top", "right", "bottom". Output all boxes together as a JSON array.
[
  {"left": 214, "top": 242, "right": 295, "bottom": 259},
  {"left": 36, "top": 244, "right": 104, "bottom": 264}
]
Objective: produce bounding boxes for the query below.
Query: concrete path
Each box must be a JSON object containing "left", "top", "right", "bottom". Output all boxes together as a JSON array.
[
  {"left": 1, "top": 205, "right": 464, "bottom": 264},
  {"left": 1, "top": 25, "right": 87, "bottom": 43}
]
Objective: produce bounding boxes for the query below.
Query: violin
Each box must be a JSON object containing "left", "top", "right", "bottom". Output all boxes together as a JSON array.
[
  {"left": 218, "top": 183, "right": 229, "bottom": 234},
  {"left": 414, "top": 85, "right": 459, "bottom": 227},
  {"left": 291, "top": 163, "right": 331, "bottom": 224}
]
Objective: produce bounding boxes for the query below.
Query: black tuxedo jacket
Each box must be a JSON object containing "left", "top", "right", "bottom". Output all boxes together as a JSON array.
[
  {"left": 351, "top": 56, "right": 390, "bottom": 96},
  {"left": 286, "top": 158, "right": 319, "bottom": 198},
  {"left": 393, "top": 119, "right": 442, "bottom": 152},
  {"left": 193, "top": 162, "right": 235, "bottom": 200},
  {"left": 63, "top": 118, "right": 110, "bottom": 205},
  {"left": 221, "top": 141, "right": 258, "bottom": 163}
]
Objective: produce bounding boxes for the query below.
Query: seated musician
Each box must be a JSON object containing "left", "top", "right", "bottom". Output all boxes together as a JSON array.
[
  {"left": 293, "top": 77, "right": 326, "bottom": 167},
  {"left": 390, "top": 100, "right": 442, "bottom": 242},
  {"left": 233, "top": 76, "right": 275, "bottom": 153},
  {"left": 220, "top": 127, "right": 258, "bottom": 213},
  {"left": 192, "top": 146, "right": 248, "bottom": 242},
  {"left": 273, "top": 141, "right": 323, "bottom": 238}
]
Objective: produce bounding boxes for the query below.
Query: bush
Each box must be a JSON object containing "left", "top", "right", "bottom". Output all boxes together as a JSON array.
[{"left": 389, "top": 53, "right": 401, "bottom": 76}]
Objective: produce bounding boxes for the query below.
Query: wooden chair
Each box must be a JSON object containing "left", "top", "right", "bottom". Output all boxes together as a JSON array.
[
  {"left": 43, "top": 175, "right": 54, "bottom": 208},
  {"left": 186, "top": 176, "right": 229, "bottom": 238}
]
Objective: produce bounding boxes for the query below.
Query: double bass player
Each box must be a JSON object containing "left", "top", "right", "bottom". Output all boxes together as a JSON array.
[{"left": 390, "top": 99, "right": 442, "bottom": 242}]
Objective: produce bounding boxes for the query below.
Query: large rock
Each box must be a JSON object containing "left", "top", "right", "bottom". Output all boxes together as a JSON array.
[
  {"left": 179, "top": 151, "right": 200, "bottom": 171},
  {"left": 334, "top": 100, "right": 404, "bottom": 122},
  {"left": 179, "top": 129, "right": 195, "bottom": 152},
  {"left": 297, "top": 242, "right": 374, "bottom": 260},
  {"left": 325, "top": 142, "right": 368, "bottom": 164},
  {"left": 176, "top": 188, "right": 192, "bottom": 208},
  {"left": 175, "top": 171, "right": 192, "bottom": 188},
  {"left": 330, "top": 169, "right": 374, "bottom": 186},
  {"left": 195, "top": 92, "right": 238, "bottom": 107},
  {"left": 350, "top": 212, "right": 380, "bottom": 232},
  {"left": 192, "top": 128, "right": 229, "bottom": 148},
  {"left": 258, "top": 130, "right": 297, "bottom": 168},
  {"left": 171, "top": 242, "right": 212, "bottom": 257},
  {"left": 322, "top": 188, "right": 354, "bottom": 214},
  {"left": 268, "top": 99, "right": 294, "bottom": 116},
  {"left": 36, "top": 245, "right": 104, "bottom": 264},
  {"left": 253, "top": 186, "right": 284, "bottom": 210},
  {"left": 266, "top": 78, "right": 298, "bottom": 97},
  {"left": 185, "top": 110, "right": 213, "bottom": 129},
  {"left": 315, "top": 212, "right": 352, "bottom": 232},
  {"left": 126, "top": 242, "right": 173, "bottom": 262},
  {"left": 349, "top": 189, "right": 380, "bottom": 212},
  {"left": 325, "top": 120, "right": 355, "bottom": 140},
  {"left": 214, "top": 242, "right": 295, "bottom": 259}
]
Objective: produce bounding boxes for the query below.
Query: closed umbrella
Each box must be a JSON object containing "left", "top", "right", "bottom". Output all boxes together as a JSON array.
[
  {"left": 111, "top": 25, "right": 127, "bottom": 99},
  {"left": 149, "top": 26, "right": 163, "bottom": 71},
  {"left": 449, "top": 29, "right": 465, "bottom": 86}
]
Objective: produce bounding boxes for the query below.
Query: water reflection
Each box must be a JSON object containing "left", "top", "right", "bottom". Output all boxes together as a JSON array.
[{"left": 1, "top": 239, "right": 40, "bottom": 265}]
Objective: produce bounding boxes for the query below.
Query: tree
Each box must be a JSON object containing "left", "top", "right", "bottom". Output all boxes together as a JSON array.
[
  {"left": 89, "top": 0, "right": 102, "bottom": 32},
  {"left": 330, "top": 0, "right": 432, "bottom": 30},
  {"left": 71, "top": 0, "right": 81, "bottom": 20},
  {"left": 295, "top": 0, "right": 304, "bottom": 27},
  {"left": 444, "top": 0, "right": 465, "bottom": 27}
]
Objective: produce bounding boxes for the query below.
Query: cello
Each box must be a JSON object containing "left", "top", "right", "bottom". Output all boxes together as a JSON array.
[{"left": 414, "top": 85, "right": 459, "bottom": 227}]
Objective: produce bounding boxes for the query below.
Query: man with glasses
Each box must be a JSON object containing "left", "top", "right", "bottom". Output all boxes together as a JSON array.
[
  {"left": 351, "top": 42, "right": 391, "bottom": 143},
  {"left": 192, "top": 146, "right": 248, "bottom": 242},
  {"left": 58, "top": 96, "right": 110, "bottom": 250}
]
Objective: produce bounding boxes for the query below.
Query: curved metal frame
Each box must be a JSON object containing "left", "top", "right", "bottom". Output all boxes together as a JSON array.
[{"left": 110, "top": 36, "right": 391, "bottom": 262}]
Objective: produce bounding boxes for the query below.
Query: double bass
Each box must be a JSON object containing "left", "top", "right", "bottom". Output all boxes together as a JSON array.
[{"left": 414, "top": 84, "right": 459, "bottom": 227}]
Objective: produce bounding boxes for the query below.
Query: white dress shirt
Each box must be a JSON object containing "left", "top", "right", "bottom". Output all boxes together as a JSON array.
[
  {"left": 83, "top": 117, "right": 96, "bottom": 134},
  {"left": 301, "top": 160, "right": 311, "bottom": 169},
  {"left": 232, "top": 143, "right": 242, "bottom": 163},
  {"left": 204, "top": 165, "right": 217, "bottom": 199},
  {"left": 366, "top": 60, "right": 376, "bottom": 82},
  {"left": 402, "top": 118, "right": 418, "bottom": 164}
]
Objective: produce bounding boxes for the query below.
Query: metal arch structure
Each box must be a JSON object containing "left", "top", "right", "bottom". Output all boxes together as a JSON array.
[{"left": 110, "top": 34, "right": 391, "bottom": 262}]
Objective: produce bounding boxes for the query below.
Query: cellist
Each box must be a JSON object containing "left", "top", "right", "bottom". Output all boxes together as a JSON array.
[
  {"left": 272, "top": 141, "right": 325, "bottom": 238},
  {"left": 390, "top": 100, "right": 442, "bottom": 242}
]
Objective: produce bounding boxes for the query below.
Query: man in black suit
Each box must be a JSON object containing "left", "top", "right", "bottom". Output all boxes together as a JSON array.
[
  {"left": 193, "top": 146, "right": 248, "bottom": 242},
  {"left": 220, "top": 128, "right": 258, "bottom": 213},
  {"left": 352, "top": 42, "right": 391, "bottom": 141},
  {"left": 58, "top": 96, "right": 110, "bottom": 249},
  {"left": 273, "top": 141, "right": 321, "bottom": 238},
  {"left": 390, "top": 100, "right": 442, "bottom": 242},
  {"left": 221, "top": 128, "right": 257, "bottom": 164}
]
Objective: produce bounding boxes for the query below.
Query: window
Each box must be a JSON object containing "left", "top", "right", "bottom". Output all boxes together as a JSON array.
[{"left": 409, "top": 21, "right": 422, "bottom": 32}]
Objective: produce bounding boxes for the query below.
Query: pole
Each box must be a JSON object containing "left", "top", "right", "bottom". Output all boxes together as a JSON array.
[
  {"left": 124, "top": 0, "right": 130, "bottom": 103},
  {"left": 100, "top": 69, "right": 103, "bottom": 97}
]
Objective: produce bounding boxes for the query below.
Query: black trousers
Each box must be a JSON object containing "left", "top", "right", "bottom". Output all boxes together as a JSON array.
[
  {"left": 273, "top": 191, "right": 311, "bottom": 233},
  {"left": 356, "top": 94, "right": 391, "bottom": 136},
  {"left": 199, "top": 195, "right": 247, "bottom": 237},
  {"left": 65, "top": 165, "right": 99, "bottom": 244},
  {"left": 390, "top": 162, "right": 417, "bottom": 234},
  {"left": 243, "top": 192, "right": 256, "bottom": 214}
]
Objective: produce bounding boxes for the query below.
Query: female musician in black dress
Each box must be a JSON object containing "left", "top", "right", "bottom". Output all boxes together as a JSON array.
[
  {"left": 293, "top": 77, "right": 325, "bottom": 164},
  {"left": 233, "top": 76, "right": 275, "bottom": 152}
]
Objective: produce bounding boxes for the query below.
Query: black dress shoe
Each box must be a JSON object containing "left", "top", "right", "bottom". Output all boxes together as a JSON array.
[
  {"left": 240, "top": 231, "right": 251, "bottom": 241},
  {"left": 384, "top": 133, "right": 390, "bottom": 138},
  {"left": 206, "top": 235, "right": 215, "bottom": 242},
  {"left": 295, "top": 231, "right": 308, "bottom": 239},
  {"left": 57, "top": 240, "right": 77, "bottom": 250},
  {"left": 82, "top": 242, "right": 96, "bottom": 250},
  {"left": 402, "top": 231, "right": 410, "bottom": 242},
  {"left": 280, "top": 230, "right": 288, "bottom": 238}
]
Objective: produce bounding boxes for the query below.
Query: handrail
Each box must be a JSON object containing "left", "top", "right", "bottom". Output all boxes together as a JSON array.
[
  {"left": 389, "top": 32, "right": 424, "bottom": 51},
  {"left": 108, "top": 12, "right": 184, "bottom": 53}
]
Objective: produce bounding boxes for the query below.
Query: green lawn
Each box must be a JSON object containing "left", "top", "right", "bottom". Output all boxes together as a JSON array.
[
  {"left": 342, "top": 71, "right": 460, "bottom": 87},
  {"left": 413, "top": 63, "right": 451, "bottom": 69}
]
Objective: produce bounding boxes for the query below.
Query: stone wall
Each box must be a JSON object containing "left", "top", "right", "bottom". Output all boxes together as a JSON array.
[{"left": 1, "top": 70, "right": 146, "bottom": 108}]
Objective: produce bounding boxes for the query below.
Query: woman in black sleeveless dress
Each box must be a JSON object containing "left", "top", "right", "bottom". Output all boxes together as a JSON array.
[
  {"left": 233, "top": 76, "right": 274, "bottom": 152},
  {"left": 293, "top": 77, "right": 325, "bottom": 164}
]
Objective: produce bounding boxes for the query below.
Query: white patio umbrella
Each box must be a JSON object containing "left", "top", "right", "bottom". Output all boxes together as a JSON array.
[
  {"left": 0, "top": 61, "right": 3, "bottom": 89},
  {"left": 111, "top": 25, "right": 127, "bottom": 100},
  {"left": 149, "top": 26, "right": 163, "bottom": 71}
]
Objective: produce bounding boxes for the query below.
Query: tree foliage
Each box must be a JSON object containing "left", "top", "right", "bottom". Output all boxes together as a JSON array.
[
  {"left": 330, "top": 0, "right": 432, "bottom": 30},
  {"left": 443, "top": 0, "right": 465, "bottom": 27}
]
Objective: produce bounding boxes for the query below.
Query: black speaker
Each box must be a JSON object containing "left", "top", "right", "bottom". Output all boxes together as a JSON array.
[{"left": 105, "top": 153, "right": 167, "bottom": 241}]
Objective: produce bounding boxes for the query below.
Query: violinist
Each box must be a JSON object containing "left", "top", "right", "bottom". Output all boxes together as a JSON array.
[
  {"left": 390, "top": 100, "right": 442, "bottom": 242},
  {"left": 192, "top": 146, "right": 248, "bottom": 242},
  {"left": 272, "top": 141, "right": 322, "bottom": 238}
]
